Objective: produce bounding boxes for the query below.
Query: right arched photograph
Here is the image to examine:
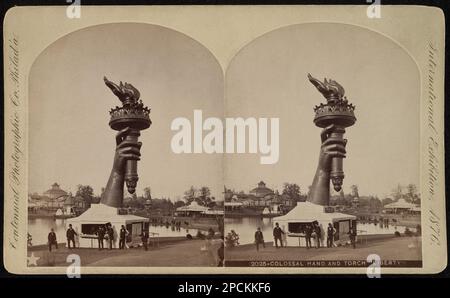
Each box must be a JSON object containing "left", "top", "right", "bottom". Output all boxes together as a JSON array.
[{"left": 224, "top": 23, "right": 422, "bottom": 268}]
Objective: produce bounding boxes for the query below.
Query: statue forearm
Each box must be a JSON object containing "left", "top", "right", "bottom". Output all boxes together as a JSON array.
[
  {"left": 101, "top": 170, "right": 124, "bottom": 208},
  {"left": 308, "top": 166, "right": 330, "bottom": 206}
]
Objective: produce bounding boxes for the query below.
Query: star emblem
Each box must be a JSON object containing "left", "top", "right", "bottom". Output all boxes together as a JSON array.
[{"left": 27, "top": 252, "right": 40, "bottom": 266}]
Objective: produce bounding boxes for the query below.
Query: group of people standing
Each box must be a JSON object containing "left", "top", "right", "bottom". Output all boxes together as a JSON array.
[
  {"left": 47, "top": 224, "right": 79, "bottom": 252},
  {"left": 303, "top": 221, "right": 326, "bottom": 249},
  {"left": 254, "top": 222, "right": 286, "bottom": 251},
  {"left": 302, "top": 221, "right": 356, "bottom": 249},
  {"left": 46, "top": 223, "right": 152, "bottom": 251},
  {"left": 95, "top": 223, "right": 118, "bottom": 250},
  {"left": 251, "top": 221, "right": 357, "bottom": 251}
]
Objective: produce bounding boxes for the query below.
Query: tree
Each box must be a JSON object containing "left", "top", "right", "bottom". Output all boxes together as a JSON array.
[
  {"left": 76, "top": 185, "right": 94, "bottom": 207},
  {"left": 199, "top": 186, "right": 211, "bottom": 200},
  {"left": 307, "top": 185, "right": 312, "bottom": 197},
  {"left": 282, "top": 183, "right": 301, "bottom": 201},
  {"left": 143, "top": 187, "right": 152, "bottom": 200},
  {"left": 207, "top": 197, "right": 217, "bottom": 208},
  {"left": 197, "top": 186, "right": 214, "bottom": 207},
  {"left": 183, "top": 186, "right": 197, "bottom": 204},
  {"left": 368, "top": 196, "right": 382, "bottom": 210},
  {"left": 382, "top": 197, "right": 394, "bottom": 206},
  {"left": 406, "top": 184, "right": 418, "bottom": 203},
  {"left": 174, "top": 200, "right": 186, "bottom": 209}
]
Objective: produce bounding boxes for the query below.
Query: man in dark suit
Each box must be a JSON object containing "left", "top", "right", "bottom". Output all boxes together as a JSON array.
[
  {"left": 254, "top": 227, "right": 265, "bottom": 251},
  {"left": 97, "top": 226, "right": 105, "bottom": 250},
  {"left": 119, "top": 225, "right": 128, "bottom": 249},
  {"left": 348, "top": 228, "right": 357, "bottom": 249},
  {"left": 141, "top": 229, "right": 149, "bottom": 251},
  {"left": 273, "top": 222, "right": 285, "bottom": 248},
  {"left": 66, "top": 224, "right": 77, "bottom": 249},
  {"left": 305, "top": 224, "right": 312, "bottom": 249},
  {"left": 313, "top": 222, "right": 322, "bottom": 248},
  {"left": 327, "top": 223, "right": 336, "bottom": 248},
  {"left": 48, "top": 228, "right": 58, "bottom": 252},
  {"left": 106, "top": 224, "right": 115, "bottom": 249}
]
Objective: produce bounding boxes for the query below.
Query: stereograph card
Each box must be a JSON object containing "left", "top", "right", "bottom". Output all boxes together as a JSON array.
[{"left": 3, "top": 5, "right": 447, "bottom": 274}]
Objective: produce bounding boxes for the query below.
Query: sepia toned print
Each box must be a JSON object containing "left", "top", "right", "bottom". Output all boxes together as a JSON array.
[
  {"left": 26, "top": 23, "right": 224, "bottom": 267},
  {"left": 3, "top": 5, "right": 446, "bottom": 274},
  {"left": 223, "top": 23, "right": 422, "bottom": 268}
]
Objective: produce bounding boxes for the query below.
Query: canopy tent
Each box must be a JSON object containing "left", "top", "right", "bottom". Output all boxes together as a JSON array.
[
  {"left": 67, "top": 203, "right": 149, "bottom": 248},
  {"left": 175, "top": 201, "right": 214, "bottom": 217},
  {"left": 384, "top": 199, "right": 418, "bottom": 213},
  {"left": 275, "top": 201, "right": 356, "bottom": 222},
  {"left": 176, "top": 201, "right": 209, "bottom": 212},
  {"left": 274, "top": 202, "right": 356, "bottom": 247}
]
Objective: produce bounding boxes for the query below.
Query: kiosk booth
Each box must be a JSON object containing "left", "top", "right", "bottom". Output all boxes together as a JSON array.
[
  {"left": 273, "top": 201, "right": 357, "bottom": 247},
  {"left": 67, "top": 203, "right": 149, "bottom": 248}
]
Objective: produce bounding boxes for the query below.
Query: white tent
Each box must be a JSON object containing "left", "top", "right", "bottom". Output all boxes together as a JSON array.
[
  {"left": 273, "top": 201, "right": 356, "bottom": 247},
  {"left": 67, "top": 203, "right": 149, "bottom": 248},
  {"left": 176, "top": 201, "right": 211, "bottom": 217},
  {"left": 384, "top": 199, "right": 416, "bottom": 213}
]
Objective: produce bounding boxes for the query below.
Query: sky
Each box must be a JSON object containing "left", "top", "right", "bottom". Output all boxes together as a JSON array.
[
  {"left": 29, "top": 22, "right": 419, "bottom": 200},
  {"left": 29, "top": 23, "right": 224, "bottom": 200},
  {"left": 224, "top": 23, "right": 419, "bottom": 198}
]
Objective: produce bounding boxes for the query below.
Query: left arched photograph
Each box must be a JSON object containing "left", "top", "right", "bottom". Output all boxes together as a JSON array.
[{"left": 27, "top": 23, "right": 225, "bottom": 268}]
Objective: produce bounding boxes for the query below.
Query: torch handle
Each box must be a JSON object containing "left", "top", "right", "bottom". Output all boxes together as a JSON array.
[
  {"left": 329, "top": 126, "right": 346, "bottom": 192},
  {"left": 124, "top": 129, "right": 141, "bottom": 194}
]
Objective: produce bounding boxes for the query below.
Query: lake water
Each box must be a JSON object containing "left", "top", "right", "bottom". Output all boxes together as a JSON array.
[
  {"left": 28, "top": 217, "right": 198, "bottom": 245},
  {"left": 225, "top": 217, "right": 415, "bottom": 245}
]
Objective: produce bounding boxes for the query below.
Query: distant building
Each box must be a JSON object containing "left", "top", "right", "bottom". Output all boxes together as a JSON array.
[
  {"left": 224, "top": 201, "right": 243, "bottom": 211},
  {"left": 227, "top": 181, "right": 295, "bottom": 214},
  {"left": 43, "top": 183, "right": 68, "bottom": 200},
  {"left": 28, "top": 183, "right": 89, "bottom": 215},
  {"left": 28, "top": 182, "right": 70, "bottom": 211},
  {"left": 250, "top": 181, "right": 274, "bottom": 198}
]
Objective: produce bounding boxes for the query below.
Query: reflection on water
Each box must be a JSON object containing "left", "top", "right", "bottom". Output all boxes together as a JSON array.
[
  {"left": 225, "top": 217, "right": 273, "bottom": 245},
  {"left": 28, "top": 217, "right": 198, "bottom": 245},
  {"left": 28, "top": 218, "right": 67, "bottom": 246},
  {"left": 225, "top": 217, "right": 416, "bottom": 245}
]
